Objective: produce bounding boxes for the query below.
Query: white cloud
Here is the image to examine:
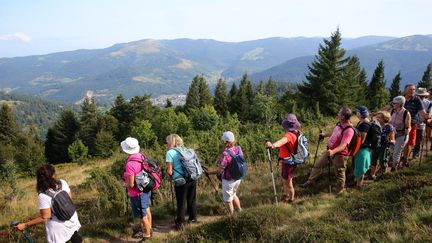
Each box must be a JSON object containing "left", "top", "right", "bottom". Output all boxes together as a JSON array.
[{"left": 0, "top": 33, "right": 32, "bottom": 42}]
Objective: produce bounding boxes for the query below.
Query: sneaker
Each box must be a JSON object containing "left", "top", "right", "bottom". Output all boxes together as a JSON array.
[
  {"left": 132, "top": 231, "right": 143, "bottom": 239},
  {"left": 235, "top": 208, "right": 243, "bottom": 213},
  {"left": 299, "top": 181, "right": 313, "bottom": 188},
  {"left": 187, "top": 219, "right": 198, "bottom": 224}
]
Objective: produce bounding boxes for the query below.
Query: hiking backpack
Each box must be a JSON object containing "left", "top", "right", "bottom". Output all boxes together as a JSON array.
[
  {"left": 44, "top": 183, "right": 76, "bottom": 221},
  {"left": 173, "top": 148, "right": 203, "bottom": 181},
  {"left": 368, "top": 121, "right": 382, "bottom": 149},
  {"left": 340, "top": 124, "right": 362, "bottom": 157},
  {"left": 133, "top": 156, "right": 162, "bottom": 193},
  {"left": 224, "top": 146, "right": 247, "bottom": 180},
  {"left": 283, "top": 131, "right": 309, "bottom": 165}
]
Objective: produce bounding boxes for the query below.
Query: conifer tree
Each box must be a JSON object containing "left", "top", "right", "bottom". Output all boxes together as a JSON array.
[
  {"left": 185, "top": 76, "right": 200, "bottom": 111},
  {"left": 256, "top": 81, "right": 266, "bottom": 95},
  {"left": 0, "top": 103, "right": 19, "bottom": 145},
  {"left": 165, "top": 99, "right": 173, "bottom": 108},
  {"left": 45, "top": 110, "right": 80, "bottom": 163},
  {"left": 368, "top": 60, "right": 389, "bottom": 110},
  {"left": 14, "top": 126, "right": 45, "bottom": 175},
  {"left": 343, "top": 56, "right": 367, "bottom": 106},
  {"left": 418, "top": 63, "right": 432, "bottom": 90},
  {"left": 265, "top": 77, "right": 278, "bottom": 97},
  {"left": 228, "top": 83, "right": 239, "bottom": 114},
  {"left": 214, "top": 78, "right": 229, "bottom": 117},
  {"left": 389, "top": 71, "right": 402, "bottom": 100},
  {"left": 79, "top": 97, "right": 99, "bottom": 155},
  {"left": 237, "top": 73, "right": 254, "bottom": 121},
  {"left": 198, "top": 76, "right": 213, "bottom": 107},
  {"left": 109, "top": 95, "right": 133, "bottom": 141},
  {"left": 130, "top": 94, "right": 158, "bottom": 122},
  {"left": 298, "top": 29, "right": 350, "bottom": 115}
]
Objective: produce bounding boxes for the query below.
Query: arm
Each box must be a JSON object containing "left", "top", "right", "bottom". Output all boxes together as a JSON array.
[
  {"left": 327, "top": 141, "right": 349, "bottom": 157},
  {"left": 265, "top": 136, "right": 288, "bottom": 148},
  {"left": 127, "top": 174, "right": 135, "bottom": 188},
  {"left": 166, "top": 162, "right": 173, "bottom": 176},
  {"left": 387, "top": 130, "right": 395, "bottom": 145},
  {"left": 405, "top": 112, "right": 411, "bottom": 134},
  {"left": 15, "top": 208, "right": 51, "bottom": 230}
]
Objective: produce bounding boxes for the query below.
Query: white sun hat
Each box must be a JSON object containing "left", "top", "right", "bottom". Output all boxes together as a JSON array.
[{"left": 120, "top": 137, "right": 140, "bottom": 154}]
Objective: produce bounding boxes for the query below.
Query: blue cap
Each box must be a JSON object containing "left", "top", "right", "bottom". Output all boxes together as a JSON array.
[{"left": 355, "top": 106, "right": 369, "bottom": 119}]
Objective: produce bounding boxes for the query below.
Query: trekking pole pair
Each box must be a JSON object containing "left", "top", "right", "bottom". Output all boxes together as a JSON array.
[
  {"left": 11, "top": 220, "right": 34, "bottom": 243},
  {"left": 265, "top": 140, "right": 279, "bottom": 206}
]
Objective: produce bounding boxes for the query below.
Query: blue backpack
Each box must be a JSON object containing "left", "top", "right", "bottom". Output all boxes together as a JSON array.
[
  {"left": 225, "top": 146, "right": 247, "bottom": 180},
  {"left": 173, "top": 148, "right": 203, "bottom": 181}
]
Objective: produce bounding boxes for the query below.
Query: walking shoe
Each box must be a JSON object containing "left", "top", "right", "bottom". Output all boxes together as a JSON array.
[
  {"left": 235, "top": 207, "right": 243, "bottom": 213},
  {"left": 299, "top": 181, "right": 313, "bottom": 188},
  {"left": 132, "top": 231, "right": 143, "bottom": 239},
  {"left": 187, "top": 219, "right": 199, "bottom": 224},
  {"left": 141, "top": 235, "right": 151, "bottom": 242}
]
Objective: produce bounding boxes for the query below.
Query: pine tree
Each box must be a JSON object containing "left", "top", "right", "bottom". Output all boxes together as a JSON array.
[
  {"left": 198, "top": 76, "right": 213, "bottom": 107},
  {"left": 256, "top": 81, "right": 266, "bottom": 95},
  {"left": 165, "top": 99, "right": 173, "bottom": 108},
  {"left": 130, "top": 94, "right": 158, "bottom": 122},
  {"left": 0, "top": 103, "right": 20, "bottom": 144},
  {"left": 214, "top": 78, "right": 229, "bottom": 117},
  {"left": 109, "top": 95, "right": 133, "bottom": 141},
  {"left": 297, "top": 28, "right": 350, "bottom": 115},
  {"left": 45, "top": 110, "right": 80, "bottom": 163},
  {"left": 368, "top": 60, "right": 389, "bottom": 110},
  {"left": 389, "top": 71, "right": 402, "bottom": 100},
  {"left": 228, "top": 83, "right": 239, "bottom": 114},
  {"left": 237, "top": 73, "right": 254, "bottom": 121},
  {"left": 343, "top": 56, "right": 366, "bottom": 105},
  {"left": 418, "top": 63, "right": 432, "bottom": 90},
  {"left": 78, "top": 97, "right": 99, "bottom": 155},
  {"left": 265, "top": 77, "right": 277, "bottom": 97},
  {"left": 185, "top": 75, "right": 202, "bottom": 111},
  {"left": 14, "top": 126, "right": 46, "bottom": 176}
]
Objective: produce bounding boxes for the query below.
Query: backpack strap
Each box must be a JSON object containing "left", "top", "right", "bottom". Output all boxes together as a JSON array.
[
  {"left": 44, "top": 181, "right": 63, "bottom": 197},
  {"left": 169, "top": 148, "right": 186, "bottom": 178},
  {"left": 283, "top": 131, "right": 300, "bottom": 155}
]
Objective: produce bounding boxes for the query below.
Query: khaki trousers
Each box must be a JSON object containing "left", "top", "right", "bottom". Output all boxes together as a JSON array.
[{"left": 308, "top": 153, "right": 348, "bottom": 192}]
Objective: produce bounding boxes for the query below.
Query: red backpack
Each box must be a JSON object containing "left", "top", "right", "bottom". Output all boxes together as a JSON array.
[{"left": 340, "top": 124, "right": 362, "bottom": 157}]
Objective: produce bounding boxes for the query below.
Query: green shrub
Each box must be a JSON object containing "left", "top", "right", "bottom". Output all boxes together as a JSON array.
[{"left": 68, "top": 139, "right": 88, "bottom": 163}]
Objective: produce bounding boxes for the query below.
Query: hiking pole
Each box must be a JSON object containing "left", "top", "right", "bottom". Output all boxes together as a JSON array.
[
  {"left": 314, "top": 129, "right": 324, "bottom": 165},
  {"left": 11, "top": 220, "right": 34, "bottom": 243},
  {"left": 201, "top": 165, "right": 231, "bottom": 215},
  {"left": 327, "top": 156, "right": 332, "bottom": 194},
  {"left": 420, "top": 128, "right": 426, "bottom": 166},
  {"left": 265, "top": 140, "right": 278, "bottom": 206}
]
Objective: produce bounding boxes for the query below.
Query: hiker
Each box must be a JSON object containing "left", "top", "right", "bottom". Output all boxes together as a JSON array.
[
  {"left": 265, "top": 114, "right": 301, "bottom": 203},
  {"left": 370, "top": 111, "right": 395, "bottom": 178},
  {"left": 427, "top": 89, "right": 432, "bottom": 151},
  {"left": 121, "top": 137, "right": 152, "bottom": 241},
  {"left": 381, "top": 84, "right": 427, "bottom": 166},
  {"left": 165, "top": 134, "right": 198, "bottom": 230},
  {"left": 14, "top": 164, "right": 82, "bottom": 243},
  {"left": 388, "top": 96, "right": 411, "bottom": 169},
  {"left": 412, "top": 88, "right": 431, "bottom": 158},
  {"left": 353, "top": 106, "right": 372, "bottom": 188},
  {"left": 300, "top": 107, "right": 354, "bottom": 194},
  {"left": 207, "top": 131, "right": 244, "bottom": 214}
]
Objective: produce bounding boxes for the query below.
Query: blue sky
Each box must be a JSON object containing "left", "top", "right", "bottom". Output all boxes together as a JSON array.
[{"left": 1, "top": 0, "right": 431, "bottom": 57}]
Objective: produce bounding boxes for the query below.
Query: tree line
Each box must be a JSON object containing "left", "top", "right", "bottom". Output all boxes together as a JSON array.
[{"left": 1, "top": 28, "right": 431, "bottom": 181}]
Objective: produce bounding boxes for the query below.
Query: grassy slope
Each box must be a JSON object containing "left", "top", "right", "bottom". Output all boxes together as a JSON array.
[{"left": 2, "top": 136, "right": 432, "bottom": 242}]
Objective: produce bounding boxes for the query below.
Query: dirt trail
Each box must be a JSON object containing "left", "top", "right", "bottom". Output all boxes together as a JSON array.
[{"left": 113, "top": 215, "right": 222, "bottom": 242}]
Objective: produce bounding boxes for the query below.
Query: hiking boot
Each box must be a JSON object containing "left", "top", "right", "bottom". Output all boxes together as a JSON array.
[
  {"left": 132, "top": 231, "right": 143, "bottom": 239},
  {"left": 235, "top": 207, "right": 243, "bottom": 213},
  {"left": 141, "top": 235, "right": 151, "bottom": 242},
  {"left": 299, "top": 181, "right": 313, "bottom": 188}
]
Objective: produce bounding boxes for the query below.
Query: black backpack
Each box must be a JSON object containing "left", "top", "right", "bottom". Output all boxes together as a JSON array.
[
  {"left": 368, "top": 121, "right": 382, "bottom": 149},
  {"left": 44, "top": 183, "right": 76, "bottom": 221}
]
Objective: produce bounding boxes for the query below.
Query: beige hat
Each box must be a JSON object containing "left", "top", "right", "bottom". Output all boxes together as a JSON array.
[{"left": 417, "top": 87, "right": 429, "bottom": 96}]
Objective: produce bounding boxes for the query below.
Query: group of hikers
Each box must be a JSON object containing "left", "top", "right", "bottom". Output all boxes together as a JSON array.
[{"left": 14, "top": 82, "right": 432, "bottom": 242}]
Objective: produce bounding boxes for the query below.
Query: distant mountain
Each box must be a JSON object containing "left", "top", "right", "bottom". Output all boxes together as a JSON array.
[
  {"left": 250, "top": 35, "right": 432, "bottom": 86},
  {"left": 0, "top": 36, "right": 394, "bottom": 103}
]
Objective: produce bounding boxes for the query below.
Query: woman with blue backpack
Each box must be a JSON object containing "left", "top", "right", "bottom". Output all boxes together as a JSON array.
[
  {"left": 265, "top": 114, "right": 302, "bottom": 204},
  {"left": 165, "top": 134, "right": 199, "bottom": 230},
  {"left": 207, "top": 131, "right": 244, "bottom": 215}
]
